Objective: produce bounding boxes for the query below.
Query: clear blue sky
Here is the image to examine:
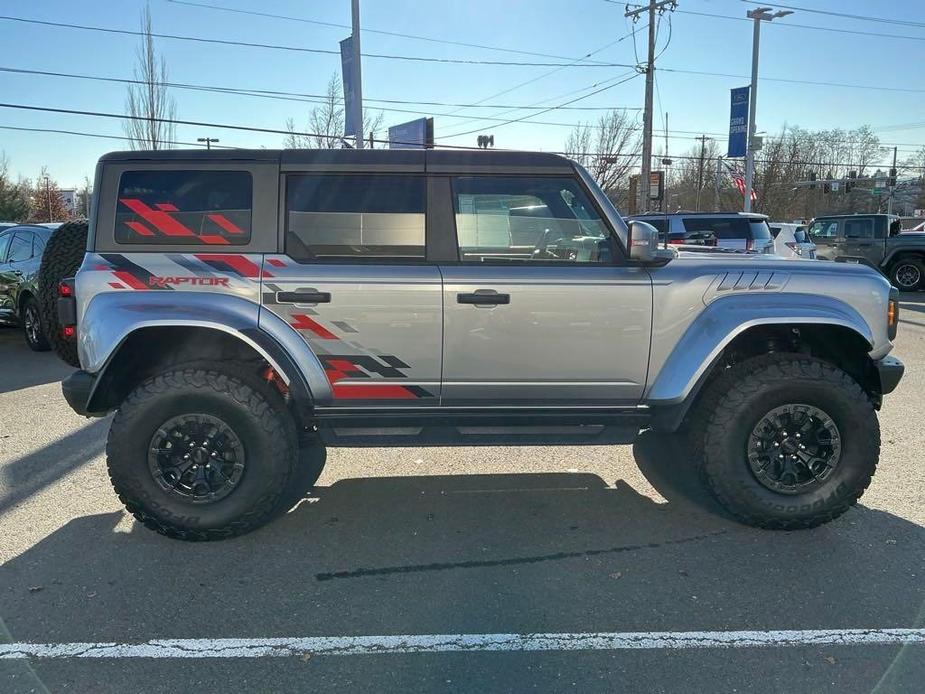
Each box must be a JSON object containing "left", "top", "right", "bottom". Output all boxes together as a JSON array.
[{"left": 1, "top": 0, "right": 922, "bottom": 186}]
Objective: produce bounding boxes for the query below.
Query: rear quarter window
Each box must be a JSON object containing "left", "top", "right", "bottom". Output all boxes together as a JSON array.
[{"left": 115, "top": 170, "right": 252, "bottom": 246}]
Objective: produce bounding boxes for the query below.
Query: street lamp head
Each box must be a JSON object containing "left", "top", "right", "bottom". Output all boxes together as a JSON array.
[
  {"left": 773, "top": 10, "right": 794, "bottom": 18},
  {"left": 747, "top": 6, "right": 793, "bottom": 21}
]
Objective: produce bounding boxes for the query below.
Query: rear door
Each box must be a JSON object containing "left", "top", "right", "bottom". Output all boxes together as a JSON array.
[
  {"left": 262, "top": 168, "right": 442, "bottom": 407},
  {"left": 839, "top": 216, "right": 881, "bottom": 267},
  {"left": 438, "top": 174, "right": 652, "bottom": 406},
  {"left": 1, "top": 230, "right": 35, "bottom": 317}
]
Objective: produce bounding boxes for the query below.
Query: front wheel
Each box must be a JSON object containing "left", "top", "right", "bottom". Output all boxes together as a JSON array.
[
  {"left": 694, "top": 354, "right": 879, "bottom": 529},
  {"left": 107, "top": 367, "right": 297, "bottom": 540}
]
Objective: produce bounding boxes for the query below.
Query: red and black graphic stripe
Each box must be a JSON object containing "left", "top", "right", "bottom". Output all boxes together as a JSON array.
[
  {"left": 119, "top": 199, "right": 243, "bottom": 246},
  {"left": 193, "top": 254, "right": 270, "bottom": 279},
  {"left": 98, "top": 253, "right": 173, "bottom": 291},
  {"left": 319, "top": 354, "right": 433, "bottom": 399}
]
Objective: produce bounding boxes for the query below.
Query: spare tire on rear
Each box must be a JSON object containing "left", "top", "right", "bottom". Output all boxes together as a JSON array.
[{"left": 38, "top": 221, "right": 88, "bottom": 368}]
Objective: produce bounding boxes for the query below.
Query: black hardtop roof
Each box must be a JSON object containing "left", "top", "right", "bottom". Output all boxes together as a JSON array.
[
  {"left": 811, "top": 213, "right": 899, "bottom": 220},
  {"left": 98, "top": 148, "right": 575, "bottom": 172}
]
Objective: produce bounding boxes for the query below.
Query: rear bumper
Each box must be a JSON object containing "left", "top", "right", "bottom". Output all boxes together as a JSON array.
[
  {"left": 61, "top": 370, "right": 96, "bottom": 416},
  {"left": 875, "top": 356, "right": 904, "bottom": 395}
]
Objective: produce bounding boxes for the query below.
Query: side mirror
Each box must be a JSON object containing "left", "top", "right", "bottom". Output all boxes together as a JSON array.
[{"left": 627, "top": 220, "right": 661, "bottom": 263}]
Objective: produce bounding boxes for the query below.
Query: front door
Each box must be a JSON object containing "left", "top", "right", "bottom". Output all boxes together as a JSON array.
[
  {"left": 439, "top": 175, "right": 652, "bottom": 406},
  {"left": 262, "top": 172, "right": 442, "bottom": 406},
  {"left": 807, "top": 219, "right": 839, "bottom": 260}
]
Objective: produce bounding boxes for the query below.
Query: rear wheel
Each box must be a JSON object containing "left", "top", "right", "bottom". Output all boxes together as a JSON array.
[
  {"left": 21, "top": 295, "right": 50, "bottom": 351},
  {"left": 889, "top": 258, "right": 923, "bottom": 291},
  {"left": 107, "top": 366, "right": 297, "bottom": 540},
  {"left": 693, "top": 354, "right": 879, "bottom": 529}
]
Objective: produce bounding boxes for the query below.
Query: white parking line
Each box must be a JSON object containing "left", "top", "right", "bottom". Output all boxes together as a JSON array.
[{"left": 2, "top": 629, "right": 924, "bottom": 659}]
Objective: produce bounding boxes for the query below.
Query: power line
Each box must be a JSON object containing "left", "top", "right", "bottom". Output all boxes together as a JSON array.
[
  {"left": 676, "top": 8, "right": 925, "bottom": 43},
  {"left": 436, "top": 25, "right": 646, "bottom": 124},
  {"left": 165, "top": 0, "right": 618, "bottom": 65},
  {"left": 440, "top": 71, "right": 643, "bottom": 140},
  {"left": 0, "top": 103, "right": 913, "bottom": 170},
  {"left": 735, "top": 0, "right": 925, "bottom": 29},
  {"left": 0, "top": 65, "right": 645, "bottom": 134},
  {"left": 0, "top": 14, "right": 636, "bottom": 68},
  {"left": 3, "top": 66, "right": 920, "bottom": 150},
  {"left": 0, "top": 124, "right": 239, "bottom": 149}
]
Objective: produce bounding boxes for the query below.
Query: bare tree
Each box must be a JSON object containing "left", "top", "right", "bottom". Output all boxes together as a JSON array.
[
  {"left": 284, "top": 73, "right": 384, "bottom": 149},
  {"left": 565, "top": 111, "right": 641, "bottom": 208},
  {"left": 124, "top": 4, "right": 176, "bottom": 150},
  {"left": 0, "top": 153, "right": 32, "bottom": 221}
]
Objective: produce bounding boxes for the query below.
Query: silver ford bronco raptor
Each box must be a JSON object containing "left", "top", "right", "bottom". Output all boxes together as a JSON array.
[{"left": 50, "top": 149, "right": 903, "bottom": 540}]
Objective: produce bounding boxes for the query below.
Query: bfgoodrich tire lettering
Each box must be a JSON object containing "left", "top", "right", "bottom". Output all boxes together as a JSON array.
[
  {"left": 106, "top": 367, "right": 297, "bottom": 540},
  {"left": 697, "top": 354, "right": 879, "bottom": 529}
]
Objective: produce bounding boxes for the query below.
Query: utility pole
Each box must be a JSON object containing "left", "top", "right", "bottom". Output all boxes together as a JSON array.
[
  {"left": 625, "top": 0, "right": 677, "bottom": 212},
  {"left": 695, "top": 134, "right": 712, "bottom": 211},
  {"left": 197, "top": 137, "right": 219, "bottom": 150},
  {"left": 351, "top": 0, "right": 364, "bottom": 149},
  {"left": 743, "top": 6, "right": 792, "bottom": 212},
  {"left": 888, "top": 145, "right": 898, "bottom": 216},
  {"left": 713, "top": 155, "right": 724, "bottom": 211},
  {"left": 43, "top": 175, "right": 52, "bottom": 223}
]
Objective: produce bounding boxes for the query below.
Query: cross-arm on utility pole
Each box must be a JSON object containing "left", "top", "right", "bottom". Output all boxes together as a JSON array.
[{"left": 625, "top": 0, "right": 677, "bottom": 212}]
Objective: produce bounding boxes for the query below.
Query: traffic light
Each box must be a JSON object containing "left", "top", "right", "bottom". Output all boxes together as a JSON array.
[
  {"left": 477, "top": 135, "right": 494, "bottom": 149},
  {"left": 808, "top": 171, "right": 817, "bottom": 189},
  {"left": 889, "top": 167, "right": 897, "bottom": 187},
  {"left": 846, "top": 170, "right": 857, "bottom": 193}
]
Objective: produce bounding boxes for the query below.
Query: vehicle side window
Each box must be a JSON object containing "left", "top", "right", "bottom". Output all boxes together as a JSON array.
[
  {"left": 844, "top": 218, "right": 874, "bottom": 239},
  {"left": 682, "top": 217, "right": 751, "bottom": 239},
  {"left": 33, "top": 233, "right": 47, "bottom": 257},
  {"left": 7, "top": 231, "right": 33, "bottom": 262},
  {"left": 285, "top": 174, "right": 425, "bottom": 261},
  {"left": 0, "top": 232, "right": 11, "bottom": 263},
  {"left": 115, "top": 170, "right": 253, "bottom": 246},
  {"left": 808, "top": 221, "right": 838, "bottom": 238},
  {"left": 452, "top": 176, "right": 611, "bottom": 263}
]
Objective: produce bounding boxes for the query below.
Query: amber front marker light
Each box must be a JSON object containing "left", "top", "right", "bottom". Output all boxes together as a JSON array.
[{"left": 888, "top": 289, "right": 899, "bottom": 340}]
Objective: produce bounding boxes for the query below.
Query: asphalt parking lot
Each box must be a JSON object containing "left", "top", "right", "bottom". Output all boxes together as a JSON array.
[{"left": 1, "top": 297, "right": 923, "bottom": 693}]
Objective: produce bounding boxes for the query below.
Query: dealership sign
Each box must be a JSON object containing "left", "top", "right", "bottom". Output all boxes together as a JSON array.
[
  {"left": 728, "top": 87, "right": 749, "bottom": 158},
  {"left": 388, "top": 118, "right": 435, "bottom": 149}
]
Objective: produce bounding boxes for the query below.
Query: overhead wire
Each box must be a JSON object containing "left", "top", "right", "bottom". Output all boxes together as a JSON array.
[{"left": 0, "top": 14, "right": 636, "bottom": 68}]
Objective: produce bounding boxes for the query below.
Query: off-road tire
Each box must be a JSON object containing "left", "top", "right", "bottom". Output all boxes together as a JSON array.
[
  {"left": 107, "top": 366, "right": 297, "bottom": 540},
  {"left": 889, "top": 257, "right": 923, "bottom": 292},
  {"left": 21, "top": 295, "right": 51, "bottom": 351},
  {"left": 694, "top": 354, "right": 879, "bottom": 529},
  {"left": 37, "top": 220, "right": 89, "bottom": 367}
]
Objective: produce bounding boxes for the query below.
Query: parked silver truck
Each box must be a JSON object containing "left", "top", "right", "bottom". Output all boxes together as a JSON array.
[{"left": 48, "top": 149, "right": 903, "bottom": 540}]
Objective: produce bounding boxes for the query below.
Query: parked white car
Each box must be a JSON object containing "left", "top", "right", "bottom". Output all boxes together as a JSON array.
[{"left": 770, "top": 222, "right": 816, "bottom": 259}]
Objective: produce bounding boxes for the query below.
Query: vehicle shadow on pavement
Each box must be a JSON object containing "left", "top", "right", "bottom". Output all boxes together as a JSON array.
[
  {"left": 0, "top": 418, "right": 109, "bottom": 515},
  {"left": 0, "top": 328, "right": 74, "bottom": 395},
  {"left": 1, "top": 432, "right": 923, "bottom": 691}
]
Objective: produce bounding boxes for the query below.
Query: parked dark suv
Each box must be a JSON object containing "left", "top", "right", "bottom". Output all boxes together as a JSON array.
[
  {"left": 0, "top": 224, "right": 55, "bottom": 350},
  {"left": 808, "top": 214, "right": 925, "bottom": 290}
]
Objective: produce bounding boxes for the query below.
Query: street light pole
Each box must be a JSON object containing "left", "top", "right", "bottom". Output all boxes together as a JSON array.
[{"left": 743, "top": 6, "right": 792, "bottom": 213}]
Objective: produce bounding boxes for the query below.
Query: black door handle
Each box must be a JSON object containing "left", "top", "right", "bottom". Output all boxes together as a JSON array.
[
  {"left": 457, "top": 291, "right": 510, "bottom": 306},
  {"left": 276, "top": 290, "right": 331, "bottom": 304}
]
